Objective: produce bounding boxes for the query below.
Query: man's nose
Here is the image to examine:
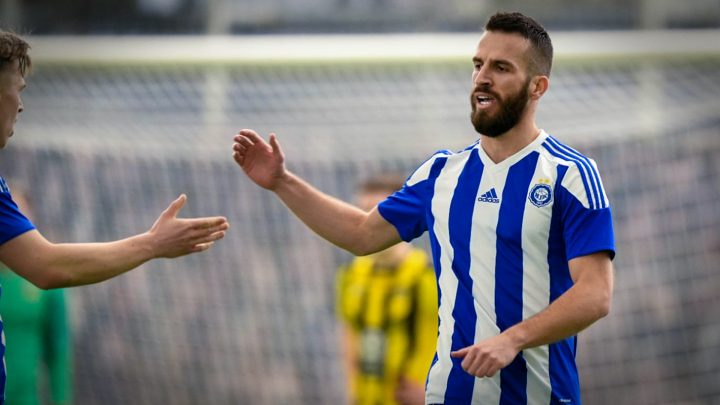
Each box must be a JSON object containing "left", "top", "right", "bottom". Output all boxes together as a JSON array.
[{"left": 474, "top": 72, "right": 491, "bottom": 88}]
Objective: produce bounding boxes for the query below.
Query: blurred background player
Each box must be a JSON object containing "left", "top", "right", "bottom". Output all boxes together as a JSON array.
[
  {"left": 0, "top": 184, "right": 72, "bottom": 405},
  {"left": 336, "top": 174, "right": 437, "bottom": 405}
]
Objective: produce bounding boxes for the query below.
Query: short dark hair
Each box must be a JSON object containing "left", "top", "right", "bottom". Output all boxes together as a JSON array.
[
  {"left": 485, "top": 12, "right": 553, "bottom": 77},
  {"left": 0, "top": 30, "right": 31, "bottom": 76},
  {"left": 359, "top": 173, "right": 406, "bottom": 195}
]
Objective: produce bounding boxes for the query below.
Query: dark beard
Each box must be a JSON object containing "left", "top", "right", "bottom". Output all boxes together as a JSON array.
[{"left": 470, "top": 79, "right": 531, "bottom": 138}]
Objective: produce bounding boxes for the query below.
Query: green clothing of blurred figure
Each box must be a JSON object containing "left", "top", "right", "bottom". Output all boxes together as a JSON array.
[
  {"left": 0, "top": 265, "right": 72, "bottom": 405},
  {"left": 0, "top": 185, "right": 71, "bottom": 405}
]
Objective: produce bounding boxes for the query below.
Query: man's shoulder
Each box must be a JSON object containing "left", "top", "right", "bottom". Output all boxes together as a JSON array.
[
  {"left": 538, "top": 133, "right": 598, "bottom": 167},
  {"left": 538, "top": 134, "right": 609, "bottom": 210},
  {"left": 406, "top": 142, "right": 479, "bottom": 187}
]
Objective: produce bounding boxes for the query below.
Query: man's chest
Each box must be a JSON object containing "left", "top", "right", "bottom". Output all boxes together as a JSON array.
[{"left": 428, "top": 159, "right": 559, "bottom": 249}]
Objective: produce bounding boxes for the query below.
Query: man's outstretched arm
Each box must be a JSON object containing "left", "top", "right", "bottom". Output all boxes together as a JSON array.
[
  {"left": 232, "top": 129, "right": 401, "bottom": 255},
  {"left": 0, "top": 194, "right": 228, "bottom": 289}
]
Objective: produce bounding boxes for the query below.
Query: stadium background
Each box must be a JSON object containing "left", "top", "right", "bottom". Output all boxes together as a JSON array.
[{"left": 1, "top": 0, "right": 719, "bottom": 404}]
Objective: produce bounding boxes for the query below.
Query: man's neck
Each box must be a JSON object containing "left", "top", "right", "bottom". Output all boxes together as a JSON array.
[{"left": 480, "top": 119, "right": 540, "bottom": 164}]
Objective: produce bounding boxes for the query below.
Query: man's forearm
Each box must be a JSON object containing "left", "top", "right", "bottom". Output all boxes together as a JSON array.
[
  {"left": 450, "top": 253, "right": 613, "bottom": 378},
  {"left": 43, "top": 233, "right": 156, "bottom": 287},
  {"left": 273, "top": 171, "right": 397, "bottom": 255},
  {"left": 1, "top": 230, "right": 156, "bottom": 289},
  {"left": 17, "top": 232, "right": 156, "bottom": 289},
  {"left": 503, "top": 278, "right": 611, "bottom": 351},
  {"left": 504, "top": 253, "right": 613, "bottom": 350},
  {"left": 0, "top": 196, "right": 227, "bottom": 289}
]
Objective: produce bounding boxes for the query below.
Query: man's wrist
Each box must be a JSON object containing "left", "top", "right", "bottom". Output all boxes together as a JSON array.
[
  {"left": 272, "top": 170, "right": 295, "bottom": 193},
  {"left": 503, "top": 325, "right": 528, "bottom": 351},
  {"left": 135, "top": 232, "right": 159, "bottom": 260}
]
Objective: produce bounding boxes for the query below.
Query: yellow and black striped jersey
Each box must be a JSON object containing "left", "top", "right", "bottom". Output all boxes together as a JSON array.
[{"left": 336, "top": 248, "right": 438, "bottom": 405}]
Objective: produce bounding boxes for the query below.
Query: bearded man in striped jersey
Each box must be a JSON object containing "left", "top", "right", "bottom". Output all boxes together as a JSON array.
[{"left": 233, "top": 11, "right": 614, "bottom": 405}]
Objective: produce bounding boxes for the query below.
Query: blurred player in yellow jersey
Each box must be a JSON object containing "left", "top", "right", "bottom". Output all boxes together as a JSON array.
[{"left": 336, "top": 175, "right": 438, "bottom": 405}]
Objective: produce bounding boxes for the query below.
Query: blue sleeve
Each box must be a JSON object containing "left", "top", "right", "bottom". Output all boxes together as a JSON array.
[
  {"left": 377, "top": 151, "right": 450, "bottom": 242},
  {"left": 378, "top": 183, "right": 428, "bottom": 242},
  {"left": 557, "top": 184, "right": 615, "bottom": 261},
  {"left": 0, "top": 179, "right": 36, "bottom": 245}
]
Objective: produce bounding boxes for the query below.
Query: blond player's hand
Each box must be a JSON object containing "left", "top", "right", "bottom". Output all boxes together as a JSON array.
[
  {"left": 450, "top": 333, "right": 520, "bottom": 378},
  {"left": 232, "top": 129, "right": 287, "bottom": 190},
  {"left": 147, "top": 194, "right": 229, "bottom": 258}
]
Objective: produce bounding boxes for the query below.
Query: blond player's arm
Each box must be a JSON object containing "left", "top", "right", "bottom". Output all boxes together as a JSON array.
[
  {"left": 0, "top": 195, "right": 228, "bottom": 289},
  {"left": 233, "top": 129, "right": 401, "bottom": 255}
]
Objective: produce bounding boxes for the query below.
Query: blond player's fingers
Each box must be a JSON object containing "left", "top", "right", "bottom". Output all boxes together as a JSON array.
[
  {"left": 185, "top": 216, "right": 228, "bottom": 230},
  {"left": 191, "top": 230, "right": 226, "bottom": 245},
  {"left": 191, "top": 241, "right": 215, "bottom": 253},
  {"left": 201, "top": 222, "right": 229, "bottom": 234}
]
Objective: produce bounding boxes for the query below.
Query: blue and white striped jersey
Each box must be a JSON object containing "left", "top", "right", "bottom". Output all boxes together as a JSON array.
[
  {"left": 378, "top": 130, "right": 615, "bottom": 405},
  {"left": 0, "top": 176, "right": 37, "bottom": 403}
]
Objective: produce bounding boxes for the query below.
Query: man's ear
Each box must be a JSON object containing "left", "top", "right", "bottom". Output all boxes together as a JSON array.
[{"left": 530, "top": 75, "right": 549, "bottom": 100}]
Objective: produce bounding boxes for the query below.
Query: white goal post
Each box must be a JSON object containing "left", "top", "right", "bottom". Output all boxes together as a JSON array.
[{"left": 28, "top": 30, "right": 720, "bottom": 65}]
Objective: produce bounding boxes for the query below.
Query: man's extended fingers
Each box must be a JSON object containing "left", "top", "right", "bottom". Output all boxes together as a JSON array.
[
  {"left": 460, "top": 355, "right": 475, "bottom": 372},
  {"left": 234, "top": 135, "right": 254, "bottom": 147},
  {"left": 237, "top": 128, "right": 258, "bottom": 137},
  {"left": 233, "top": 151, "right": 244, "bottom": 165},
  {"left": 241, "top": 130, "right": 267, "bottom": 146},
  {"left": 268, "top": 133, "right": 282, "bottom": 156},
  {"left": 461, "top": 353, "right": 488, "bottom": 377},
  {"left": 450, "top": 347, "right": 469, "bottom": 358},
  {"left": 232, "top": 141, "right": 247, "bottom": 151}
]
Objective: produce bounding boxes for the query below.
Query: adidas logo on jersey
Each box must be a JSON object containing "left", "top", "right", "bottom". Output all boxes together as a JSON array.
[{"left": 477, "top": 188, "right": 500, "bottom": 203}]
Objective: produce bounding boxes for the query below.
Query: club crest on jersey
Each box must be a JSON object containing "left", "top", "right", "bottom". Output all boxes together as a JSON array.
[{"left": 529, "top": 179, "right": 553, "bottom": 207}]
